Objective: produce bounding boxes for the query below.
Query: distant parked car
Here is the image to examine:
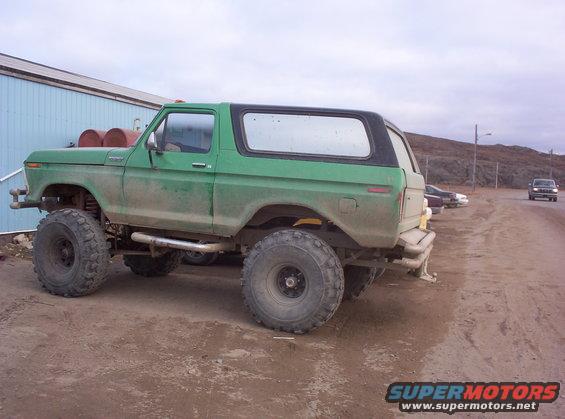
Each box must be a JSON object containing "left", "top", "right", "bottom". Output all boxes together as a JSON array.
[
  {"left": 425, "top": 185, "right": 458, "bottom": 208},
  {"left": 454, "top": 193, "right": 469, "bottom": 206},
  {"left": 528, "top": 179, "right": 559, "bottom": 201},
  {"left": 425, "top": 194, "right": 444, "bottom": 214}
]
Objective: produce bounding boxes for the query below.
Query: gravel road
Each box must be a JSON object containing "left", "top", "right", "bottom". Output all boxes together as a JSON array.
[{"left": 0, "top": 188, "right": 563, "bottom": 417}]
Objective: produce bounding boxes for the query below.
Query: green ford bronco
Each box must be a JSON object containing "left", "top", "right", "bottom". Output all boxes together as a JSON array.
[{"left": 10, "top": 103, "right": 435, "bottom": 333}]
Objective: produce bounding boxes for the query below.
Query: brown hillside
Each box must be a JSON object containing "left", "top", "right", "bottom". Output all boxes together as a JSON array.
[{"left": 405, "top": 132, "right": 564, "bottom": 189}]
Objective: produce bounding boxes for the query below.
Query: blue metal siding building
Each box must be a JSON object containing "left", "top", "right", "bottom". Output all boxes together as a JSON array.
[{"left": 0, "top": 53, "right": 170, "bottom": 233}]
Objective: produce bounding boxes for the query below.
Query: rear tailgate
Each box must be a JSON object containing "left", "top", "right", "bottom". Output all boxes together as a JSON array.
[{"left": 386, "top": 127, "right": 425, "bottom": 230}]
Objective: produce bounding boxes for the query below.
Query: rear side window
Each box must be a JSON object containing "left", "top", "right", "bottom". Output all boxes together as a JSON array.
[
  {"left": 243, "top": 113, "right": 371, "bottom": 158},
  {"left": 155, "top": 112, "right": 214, "bottom": 153},
  {"left": 387, "top": 128, "right": 416, "bottom": 172}
]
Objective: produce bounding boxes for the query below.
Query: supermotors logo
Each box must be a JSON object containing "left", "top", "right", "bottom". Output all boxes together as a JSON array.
[{"left": 386, "top": 382, "right": 560, "bottom": 414}]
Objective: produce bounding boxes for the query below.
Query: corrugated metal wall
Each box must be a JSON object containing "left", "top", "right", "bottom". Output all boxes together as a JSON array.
[{"left": 0, "top": 74, "right": 159, "bottom": 233}]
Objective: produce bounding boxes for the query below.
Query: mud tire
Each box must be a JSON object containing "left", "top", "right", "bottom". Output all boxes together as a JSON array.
[
  {"left": 241, "top": 229, "right": 344, "bottom": 334},
  {"left": 33, "top": 209, "right": 110, "bottom": 297},
  {"left": 343, "top": 266, "right": 385, "bottom": 300},
  {"left": 124, "top": 250, "right": 183, "bottom": 277}
]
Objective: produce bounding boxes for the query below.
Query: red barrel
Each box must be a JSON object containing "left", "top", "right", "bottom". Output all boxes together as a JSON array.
[
  {"left": 78, "top": 129, "right": 106, "bottom": 147},
  {"left": 102, "top": 128, "right": 141, "bottom": 148}
]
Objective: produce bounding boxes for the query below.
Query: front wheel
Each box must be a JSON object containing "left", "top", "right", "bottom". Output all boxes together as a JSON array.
[
  {"left": 241, "top": 230, "right": 344, "bottom": 334},
  {"left": 33, "top": 209, "right": 110, "bottom": 297}
]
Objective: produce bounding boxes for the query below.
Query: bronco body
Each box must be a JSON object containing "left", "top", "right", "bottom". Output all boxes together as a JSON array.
[{"left": 11, "top": 103, "right": 435, "bottom": 333}]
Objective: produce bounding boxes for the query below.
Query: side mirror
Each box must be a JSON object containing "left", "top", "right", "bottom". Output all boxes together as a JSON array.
[{"left": 146, "top": 132, "right": 159, "bottom": 151}]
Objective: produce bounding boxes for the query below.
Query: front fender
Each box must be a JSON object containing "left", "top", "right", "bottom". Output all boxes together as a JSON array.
[{"left": 24, "top": 164, "right": 127, "bottom": 223}]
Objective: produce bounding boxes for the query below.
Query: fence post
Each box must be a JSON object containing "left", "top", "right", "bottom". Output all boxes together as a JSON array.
[
  {"left": 495, "top": 162, "right": 499, "bottom": 189},
  {"left": 425, "top": 156, "right": 429, "bottom": 183}
]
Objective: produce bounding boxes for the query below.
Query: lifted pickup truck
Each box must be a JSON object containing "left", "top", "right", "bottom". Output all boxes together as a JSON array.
[{"left": 10, "top": 103, "right": 435, "bottom": 333}]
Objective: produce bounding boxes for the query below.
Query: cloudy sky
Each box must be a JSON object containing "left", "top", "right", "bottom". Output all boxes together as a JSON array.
[{"left": 1, "top": 0, "right": 563, "bottom": 152}]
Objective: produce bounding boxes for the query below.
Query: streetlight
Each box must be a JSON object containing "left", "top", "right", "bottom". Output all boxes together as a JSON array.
[{"left": 472, "top": 124, "right": 492, "bottom": 192}]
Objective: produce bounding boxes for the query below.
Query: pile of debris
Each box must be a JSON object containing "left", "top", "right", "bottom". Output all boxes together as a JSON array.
[{"left": 0, "top": 233, "right": 34, "bottom": 260}]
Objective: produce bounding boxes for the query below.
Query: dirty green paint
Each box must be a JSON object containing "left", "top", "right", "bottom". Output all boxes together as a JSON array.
[
  {"left": 27, "top": 147, "right": 119, "bottom": 166},
  {"left": 22, "top": 102, "right": 422, "bottom": 249},
  {"left": 25, "top": 164, "right": 126, "bottom": 222}
]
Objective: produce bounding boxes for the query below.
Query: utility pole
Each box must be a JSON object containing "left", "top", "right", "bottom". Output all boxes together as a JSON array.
[
  {"left": 471, "top": 125, "right": 492, "bottom": 192},
  {"left": 549, "top": 149, "right": 553, "bottom": 178},
  {"left": 425, "top": 156, "right": 429, "bottom": 183},
  {"left": 495, "top": 162, "right": 499, "bottom": 189},
  {"left": 472, "top": 124, "right": 478, "bottom": 192}
]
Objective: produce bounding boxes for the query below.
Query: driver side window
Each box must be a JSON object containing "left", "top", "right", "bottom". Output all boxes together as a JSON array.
[{"left": 154, "top": 112, "right": 214, "bottom": 153}]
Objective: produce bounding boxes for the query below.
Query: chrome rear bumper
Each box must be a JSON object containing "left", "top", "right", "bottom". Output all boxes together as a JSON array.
[{"left": 347, "top": 227, "right": 436, "bottom": 272}]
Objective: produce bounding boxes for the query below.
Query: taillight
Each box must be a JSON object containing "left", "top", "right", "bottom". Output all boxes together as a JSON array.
[
  {"left": 367, "top": 187, "right": 391, "bottom": 193},
  {"left": 397, "top": 190, "right": 405, "bottom": 220}
]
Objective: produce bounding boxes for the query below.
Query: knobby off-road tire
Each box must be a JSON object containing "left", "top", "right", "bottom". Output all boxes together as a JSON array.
[
  {"left": 343, "top": 266, "right": 385, "bottom": 301},
  {"left": 241, "top": 229, "right": 344, "bottom": 334},
  {"left": 124, "top": 250, "right": 183, "bottom": 277},
  {"left": 33, "top": 209, "right": 110, "bottom": 297}
]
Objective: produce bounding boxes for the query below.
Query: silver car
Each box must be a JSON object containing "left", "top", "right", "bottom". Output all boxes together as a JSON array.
[{"left": 528, "top": 179, "right": 559, "bottom": 202}]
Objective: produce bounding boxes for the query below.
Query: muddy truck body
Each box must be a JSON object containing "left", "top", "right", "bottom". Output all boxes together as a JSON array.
[{"left": 10, "top": 103, "right": 435, "bottom": 333}]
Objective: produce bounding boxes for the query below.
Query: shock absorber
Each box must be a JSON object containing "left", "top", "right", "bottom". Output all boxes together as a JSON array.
[{"left": 84, "top": 194, "right": 100, "bottom": 219}]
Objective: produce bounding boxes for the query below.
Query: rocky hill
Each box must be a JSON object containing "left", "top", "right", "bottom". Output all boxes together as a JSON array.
[{"left": 405, "top": 132, "right": 564, "bottom": 189}]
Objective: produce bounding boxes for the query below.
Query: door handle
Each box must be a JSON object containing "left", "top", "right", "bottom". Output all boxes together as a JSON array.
[{"left": 192, "top": 162, "right": 207, "bottom": 168}]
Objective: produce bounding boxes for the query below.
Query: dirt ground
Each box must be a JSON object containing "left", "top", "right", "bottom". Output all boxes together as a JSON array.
[{"left": 0, "top": 188, "right": 563, "bottom": 418}]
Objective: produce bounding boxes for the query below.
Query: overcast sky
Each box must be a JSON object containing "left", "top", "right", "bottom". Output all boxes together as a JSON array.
[{"left": 1, "top": 0, "right": 563, "bottom": 153}]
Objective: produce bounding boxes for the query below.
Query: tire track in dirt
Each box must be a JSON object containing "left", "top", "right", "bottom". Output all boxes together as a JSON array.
[{"left": 419, "top": 190, "right": 564, "bottom": 417}]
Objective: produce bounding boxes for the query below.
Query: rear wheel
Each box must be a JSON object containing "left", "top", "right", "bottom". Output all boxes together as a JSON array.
[
  {"left": 124, "top": 250, "right": 183, "bottom": 277},
  {"left": 241, "top": 230, "right": 344, "bottom": 334},
  {"left": 33, "top": 209, "right": 110, "bottom": 297},
  {"left": 343, "top": 266, "right": 385, "bottom": 300}
]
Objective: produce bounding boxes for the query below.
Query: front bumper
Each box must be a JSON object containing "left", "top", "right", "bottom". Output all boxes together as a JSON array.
[
  {"left": 456, "top": 199, "right": 469, "bottom": 206},
  {"left": 443, "top": 198, "right": 458, "bottom": 207},
  {"left": 9, "top": 187, "right": 38, "bottom": 209},
  {"left": 530, "top": 192, "right": 557, "bottom": 198}
]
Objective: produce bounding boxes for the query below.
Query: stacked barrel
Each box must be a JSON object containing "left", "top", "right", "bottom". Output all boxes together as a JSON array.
[
  {"left": 78, "top": 129, "right": 106, "bottom": 147},
  {"left": 77, "top": 128, "right": 141, "bottom": 148}
]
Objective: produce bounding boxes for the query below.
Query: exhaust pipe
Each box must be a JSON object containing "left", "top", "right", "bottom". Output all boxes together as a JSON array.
[{"left": 131, "top": 232, "right": 233, "bottom": 253}]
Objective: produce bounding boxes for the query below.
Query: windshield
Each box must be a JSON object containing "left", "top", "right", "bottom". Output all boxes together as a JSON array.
[
  {"left": 427, "top": 185, "right": 443, "bottom": 193},
  {"left": 533, "top": 179, "right": 555, "bottom": 187}
]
